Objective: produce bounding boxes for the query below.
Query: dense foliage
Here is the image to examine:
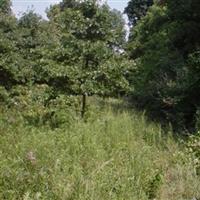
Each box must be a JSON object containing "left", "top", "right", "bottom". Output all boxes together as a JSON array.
[
  {"left": 127, "top": 0, "right": 200, "bottom": 132},
  {"left": 0, "top": 0, "right": 200, "bottom": 199},
  {"left": 2, "top": 0, "right": 199, "bottom": 131},
  {"left": 124, "top": 0, "right": 153, "bottom": 26},
  {"left": 0, "top": 0, "right": 130, "bottom": 117}
]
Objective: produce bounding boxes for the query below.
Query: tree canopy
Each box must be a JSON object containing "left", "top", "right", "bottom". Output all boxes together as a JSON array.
[
  {"left": 126, "top": 0, "right": 200, "bottom": 131},
  {"left": 0, "top": 0, "right": 129, "bottom": 117},
  {"left": 0, "top": 0, "right": 12, "bottom": 15},
  {"left": 124, "top": 0, "right": 153, "bottom": 26},
  {"left": 1, "top": 0, "right": 200, "bottom": 130}
]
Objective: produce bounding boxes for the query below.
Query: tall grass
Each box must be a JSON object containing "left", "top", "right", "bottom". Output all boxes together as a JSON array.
[{"left": 0, "top": 98, "right": 199, "bottom": 200}]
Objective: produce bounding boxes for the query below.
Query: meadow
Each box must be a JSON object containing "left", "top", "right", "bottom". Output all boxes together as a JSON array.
[
  {"left": 0, "top": 97, "right": 199, "bottom": 200},
  {"left": 1, "top": 0, "right": 200, "bottom": 199}
]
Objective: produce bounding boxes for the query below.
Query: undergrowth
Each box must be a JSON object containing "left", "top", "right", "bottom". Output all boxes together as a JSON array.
[{"left": 0, "top": 95, "right": 199, "bottom": 200}]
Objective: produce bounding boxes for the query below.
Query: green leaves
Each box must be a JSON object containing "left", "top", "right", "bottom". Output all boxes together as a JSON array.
[
  {"left": 0, "top": 0, "right": 12, "bottom": 15},
  {"left": 0, "top": 0, "right": 129, "bottom": 115},
  {"left": 46, "top": 0, "right": 128, "bottom": 96},
  {"left": 124, "top": 0, "right": 154, "bottom": 26},
  {"left": 126, "top": 0, "right": 200, "bottom": 131}
]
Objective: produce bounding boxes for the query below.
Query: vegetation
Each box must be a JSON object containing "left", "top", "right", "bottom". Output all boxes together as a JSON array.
[
  {"left": 0, "top": 0, "right": 200, "bottom": 199},
  {"left": 0, "top": 96, "right": 200, "bottom": 199},
  {"left": 126, "top": 0, "right": 200, "bottom": 132},
  {"left": 124, "top": 0, "right": 154, "bottom": 26}
]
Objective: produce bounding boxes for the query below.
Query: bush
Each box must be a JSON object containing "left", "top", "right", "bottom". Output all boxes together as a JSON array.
[{"left": 0, "top": 85, "right": 80, "bottom": 129}]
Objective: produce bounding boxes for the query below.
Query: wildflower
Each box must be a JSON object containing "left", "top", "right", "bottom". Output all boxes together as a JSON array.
[{"left": 26, "top": 151, "right": 37, "bottom": 165}]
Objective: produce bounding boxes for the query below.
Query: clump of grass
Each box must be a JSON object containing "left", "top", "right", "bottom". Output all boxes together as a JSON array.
[{"left": 0, "top": 97, "right": 199, "bottom": 200}]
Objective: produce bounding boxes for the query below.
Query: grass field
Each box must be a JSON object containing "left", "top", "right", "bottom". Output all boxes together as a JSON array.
[{"left": 0, "top": 98, "right": 199, "bottom": 200}]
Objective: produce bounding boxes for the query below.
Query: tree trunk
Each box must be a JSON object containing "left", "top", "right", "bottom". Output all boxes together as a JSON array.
[{"left": 81, "top": 93, "right": 87, "bottom": 118}]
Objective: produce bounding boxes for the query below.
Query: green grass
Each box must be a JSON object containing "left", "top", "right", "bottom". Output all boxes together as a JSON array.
[{"left": 0, "top": 98, "right": 199, "bottom": 200}]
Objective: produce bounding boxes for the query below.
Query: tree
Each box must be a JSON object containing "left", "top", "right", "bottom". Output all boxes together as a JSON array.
[
  {"left": 47, "top": 0, "right": 129, "bottom": 117},
  {"left": 0, "top": 0, "right": 12, "bottom": 15},
  {"left": 17, "top": 11, "right": 46, "bottom": 83},
  {"left": 124, "top": 0, "right": 153, "bottom": 26},
  {"left": 126, "top": 0, "right": 200, "bottom": 131},
  {"left": 16, "top": 10, "right": 64, "bottom": 89},
  {"left": 0, "top": 1, "right": 22, "bottom": 88}
]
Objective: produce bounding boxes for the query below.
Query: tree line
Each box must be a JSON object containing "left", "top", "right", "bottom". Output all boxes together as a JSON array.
[
  {"left": 0, "top": 0, "right": 129, "bottom": 117},
  {"left": 125, "top": 0, "right": 200, "bottom": 132},
  {"left": 1, "top": 0, "right": 200, "bottom": 132}
]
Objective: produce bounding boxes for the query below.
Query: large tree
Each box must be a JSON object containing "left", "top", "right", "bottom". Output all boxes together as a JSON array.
[{"left": 47, "top": 0, "right": 129, "bottom": 117}]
